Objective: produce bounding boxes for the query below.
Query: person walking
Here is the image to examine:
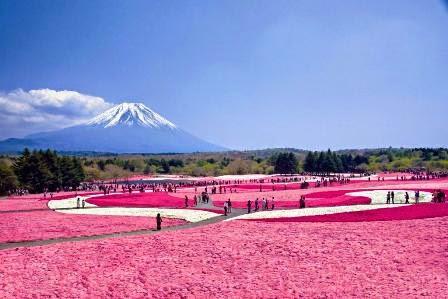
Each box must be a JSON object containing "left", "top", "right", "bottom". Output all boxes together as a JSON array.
[
  {"left": 405, "top": 192, "right": 410, "bottom": 204},
  {"left": 156, "top": 213, "right": 162, "bottom": 230},
  {"left": 391, "top": 191, "right": 395, "bottom": 204},
  {"left": 184, "top": 195, "right": 189, "bottom": 207},
  {"left": 247, "top": 200, "right": 252, "bottom": 214},
  {"left": 386, "top": 192, "right": 391, "bottom": 204}
]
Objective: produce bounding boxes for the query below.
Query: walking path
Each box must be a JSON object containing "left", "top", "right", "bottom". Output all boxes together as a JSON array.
[{"left": 0, "top": 208, "right": 246, "bottom": 251}]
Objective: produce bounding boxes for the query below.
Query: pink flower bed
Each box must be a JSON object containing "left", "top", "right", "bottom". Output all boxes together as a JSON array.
[
  {"left": 0, "top": 210, "right": 185, "bottom": 243},
  {"left": 0, "top": 199, "right": 48, "bottom": 211},
  {"left": 8, "top": 191, "right": 102, "bottom": 201},
  {"left": 303, "top": 189, "right": 371, "bottom": 207},
  {"left": 0, "top": 218, "right": 447, "bottom": 298},
  {"left": 225, "top": 183, "right": 305, "bottom": 191},
  {"left": 253, "top": 203, "right": 448, "bottom": 223},
  {"left": 86, "top": 192, "right": 222, "bottom": 213},
  {"left": 87, "top": 192, "right": 186, "bottom": 208},
  {"left": 306, "top": 195, "right": 371, "bottom": 207},
  {"left": 212, "top": 190, "right": 370, "bottom": 209}
]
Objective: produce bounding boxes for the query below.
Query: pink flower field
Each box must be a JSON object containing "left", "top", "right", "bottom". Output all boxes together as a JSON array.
[
  {"left": 0, "top": 209, "right": 185, "bottom": 243},
  {"left": 0, "top": 217, "right": 447, "bottom": 298},
  {"left": 85, "top": 192, "right": 224, "bottom": 213},
  {"left": 0, "top": 199, "right": 48, "bottom": 211},
  {"left": 174, "top": 179, "right": 448, "bottom": 209},
  {"left": 1, "top": 177, "right": 447, "bottom": 297},
  {"left": 253, "top": 203, "right": 448, "bottom": 222},
  {"left": 7, "top": 191, "right": 102, "bottom": 201},
  {"left": 87, "top": 192, "right": 186, "bottom": 208}
]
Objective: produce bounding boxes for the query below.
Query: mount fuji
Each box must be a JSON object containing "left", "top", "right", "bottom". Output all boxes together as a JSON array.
[{"left": 0, "top": 102, "right": 226, "bottom": 153}]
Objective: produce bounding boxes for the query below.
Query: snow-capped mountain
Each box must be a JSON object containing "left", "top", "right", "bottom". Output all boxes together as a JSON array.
[
  {"left": 87, "top": 102, "right": 177, "bottom": 129},
  {"left": 0, "top": 102, "right": 226, "bottom": 153}
]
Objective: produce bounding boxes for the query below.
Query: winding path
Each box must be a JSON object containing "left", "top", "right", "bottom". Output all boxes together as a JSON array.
[{"left": 0, "top": 207, "right": 246, "bottom": 251}]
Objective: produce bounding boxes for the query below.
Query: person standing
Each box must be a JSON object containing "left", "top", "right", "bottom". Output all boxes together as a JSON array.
[
  {"left": 391, "top": 191, "right": 395, "bottom": 204},
  {"left": 76, "top": 197, "right": 80, "bottom": 209},
  {"left": 184, "top": 195, "right": 189, "bottom": 207},
  {"left": 255, "top": 198, "right": 259, "bottom": 211},
  {"left": 405, "top": 192, "right": 410, "bottom": 204},
  {"left": 300, "top": 196, "right": 306, "bottom": 209},
  {"left": 227, "top": 198, "right": 232, "bottom": 213},
  {"left": 386, "top": 192, "right": 391, "bottom": 204},
  {"left": 224, "top": 201, "right": 228, "bottom": 216},
  {"left": 82, "top": 199, "right": 86, "bottom": 208},
  {"left": 247, "top": 200, "right": 252, "bottom": 214},
  {"left": 156, "top": 213, "right": 162, "bottom": 230}
]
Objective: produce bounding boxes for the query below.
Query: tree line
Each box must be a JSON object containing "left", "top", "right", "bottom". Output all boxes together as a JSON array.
[
  {"left": 271, "top": 150, "right": 370, "bottom": 174},
  {"left": 10, "top": 149, "right": 85, "bottom": 193},
  {"left": 303, "top": 150, "right": 368, "bottom": 174}
]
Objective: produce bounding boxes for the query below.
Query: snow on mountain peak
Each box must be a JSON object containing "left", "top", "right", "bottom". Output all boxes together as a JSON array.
[{"left": 87, "top": 102, "right": 177, "bottom": 129}]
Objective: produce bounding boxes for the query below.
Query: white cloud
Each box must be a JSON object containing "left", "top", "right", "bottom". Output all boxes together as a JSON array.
[{"left": 0, "top": 88, "right": 113, "bottom": 139}]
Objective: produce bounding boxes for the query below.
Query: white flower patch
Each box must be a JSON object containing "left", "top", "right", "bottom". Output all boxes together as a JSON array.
[
  {"left": 346, "top": 190, "right": 432, "bottom": 205},
  {"left": 47, "top": 197, "right": 96, "bottom": 210},
  {"left": 48, "top": 198, "right": 220, "bottom": 222},
  {"left": 215, "top": 174, "right": 274, "bottom": 180},
  {"left": 227, "top": 204, "right": 408, "bottom": 221}
]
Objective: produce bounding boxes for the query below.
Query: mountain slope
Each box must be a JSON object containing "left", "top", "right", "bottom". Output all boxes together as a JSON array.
[{"left": 0, "top": 103, "right": 226, "bottom": 153}]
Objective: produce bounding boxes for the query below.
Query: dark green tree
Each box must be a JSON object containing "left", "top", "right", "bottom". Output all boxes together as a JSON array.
[
  {"left": 321, "top": 150, "right": 336, "bottom": 173},
  {"left": 274, "top": 152, "right": 298, "bottom": 174},
  {"left": 303, "top": 151, "right": 317, "bottom": 173},
  {"left": 316, "top": 151, "right": 325, "bottom": 173},
  {"left": 0, "top": 162, "right": 18, "bottom": 195},
  {"left": 160, "top": 159, "right": 170, "bottom": 173}
]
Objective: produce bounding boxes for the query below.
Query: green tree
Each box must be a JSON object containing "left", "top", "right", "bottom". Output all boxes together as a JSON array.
[
  {"left": 321, "top": 150, "right": 336, "bottom": 173},
  {"left": 274, "top": 152, "right": 298, "bottom": 174},
  {"left": 304, "top": 151, "right": 317, "bottom": 173},
  {"left": 0, "top": 162, "right": 18, "bottom": 195},
  {"left": 316, "top": 151, "right": 325, "bottom": 173}
]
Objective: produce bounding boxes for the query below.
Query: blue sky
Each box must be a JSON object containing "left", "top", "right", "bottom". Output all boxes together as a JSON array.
[{"left": 0, "top": 0, "right": 447, "bottom": 150}]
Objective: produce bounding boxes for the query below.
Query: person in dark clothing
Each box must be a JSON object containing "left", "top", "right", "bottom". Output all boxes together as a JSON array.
[
  {"left": 391, "top": 191, "right": 395, "bottom": 204},
  {"left": 405, "top": 192, "right": 410, "bottom": 204},
  {"left": 299, "top": 196, "right": 306, "bottom": 209},
  {"left": 156, "top": 213, "right": 162, "bottom": 230},
  {"left": 247, "top": 200, "right": 252, "bottom": 214},
  {"left": 227, "top": 199, "right": 232, "bottom": 213},
  {"left": 386, "top": 192, "right": 391, "bottom": 204}
]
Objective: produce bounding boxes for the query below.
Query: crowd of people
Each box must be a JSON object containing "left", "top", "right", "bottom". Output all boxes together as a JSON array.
[
  {"left": 247, "top": 197, "right": 275, "bottom": 213},
  {"left": 432, "top": 190, "right": 446, "bottom": 203},
  {"left": 384, "top": 190, "right": 447, "bottom": 204}
]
